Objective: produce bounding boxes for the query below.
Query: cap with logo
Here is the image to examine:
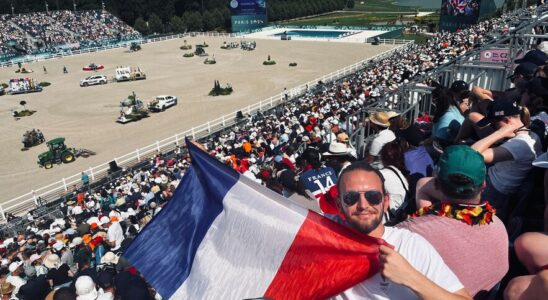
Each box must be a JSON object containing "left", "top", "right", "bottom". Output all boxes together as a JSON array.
[{"left": 476, "top": 99, "right": 521, "bottom": 127}]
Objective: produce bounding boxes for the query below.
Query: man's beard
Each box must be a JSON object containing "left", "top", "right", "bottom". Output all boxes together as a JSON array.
[{"left": 344, "top": 203, "right": 384, "bottom": 235}]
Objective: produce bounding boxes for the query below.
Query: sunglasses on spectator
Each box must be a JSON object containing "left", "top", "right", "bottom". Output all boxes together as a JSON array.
[{"left": 342, "top": 190, "right": 384, "bottom": 206}]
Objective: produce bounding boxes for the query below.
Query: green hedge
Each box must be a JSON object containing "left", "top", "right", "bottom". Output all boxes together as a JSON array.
[
  {"left": 39, "top": 82, "right": 51, "bottom": 87},
  {"left": 263, "top": 60, "right": 276, "bottom": 65},
  {"left": 183, "top": 53, "right": 195, "bottom": 57}
]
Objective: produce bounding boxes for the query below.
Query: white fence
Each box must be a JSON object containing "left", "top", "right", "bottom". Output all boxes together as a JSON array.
[
  {"left": 0, "top": 32, "right": 241, "bottom": 68},
  {"left": 0, "top": 42, "right": 413, "bottom": 220}
]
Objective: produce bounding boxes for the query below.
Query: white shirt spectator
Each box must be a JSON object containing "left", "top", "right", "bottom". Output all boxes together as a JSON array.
[{"left": 107, "top": 221, "right": 124, "bottom": 251}]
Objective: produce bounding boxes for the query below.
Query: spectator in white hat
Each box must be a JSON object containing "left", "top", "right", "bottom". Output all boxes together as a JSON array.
[
  {"left": 75, "top": 275, "right": 98, "bottom": 300},
  {"left": 6, "top": 261, "right": 26, "bottom": 297}
]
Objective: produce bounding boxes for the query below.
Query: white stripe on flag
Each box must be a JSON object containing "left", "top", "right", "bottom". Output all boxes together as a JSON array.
[{"left": 171, "top": 175, "right": 309, "bottom": 299}]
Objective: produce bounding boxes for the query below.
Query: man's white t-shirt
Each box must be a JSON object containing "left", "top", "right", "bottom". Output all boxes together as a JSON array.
[
  {"left": 488, "top": 132, "right": 541, "bottom": 194},
  {"left": 107, "top": 221, "right": 124, "bottom": 251},
  {"left": 332, "top": 227, "right": 463, "bottom": 300}
]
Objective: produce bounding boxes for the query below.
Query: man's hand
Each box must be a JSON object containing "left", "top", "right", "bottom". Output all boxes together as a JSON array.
[{"left": 379, "top": 245, "right": 418, "bottom": 287}]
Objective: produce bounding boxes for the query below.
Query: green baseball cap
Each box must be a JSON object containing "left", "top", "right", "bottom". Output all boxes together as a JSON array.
[{"left": 437, "top": 146, "right": 486, "bottom": 192}]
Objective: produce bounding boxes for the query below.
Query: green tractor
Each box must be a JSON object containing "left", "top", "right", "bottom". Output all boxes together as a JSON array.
[
  {"left": 130, "top": 42, "right": 142, "bottom": 52},
  {"left": 37, "top": 137, "right": 96, "bottom": 169}
]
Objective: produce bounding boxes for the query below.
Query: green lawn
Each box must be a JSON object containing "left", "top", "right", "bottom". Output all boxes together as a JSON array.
[
  {"left": 350, "top": 0, "right": 420, "bottom": 12},
  {"left": 401, "top": 33, "right": 431, "bottom": 44},
  {"left": 283, "top": 12, "right": 407, "bottom": 26}
]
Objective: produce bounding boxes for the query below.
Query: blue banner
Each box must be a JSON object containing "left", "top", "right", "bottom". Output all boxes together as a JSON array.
[
  {"left": 230, "top": 0, "right": 267, "bottom": 32},
  {"left": 230, "top": 0, "right": 267, "bottom": 15}
]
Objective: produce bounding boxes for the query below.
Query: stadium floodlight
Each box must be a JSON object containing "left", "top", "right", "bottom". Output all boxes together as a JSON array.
[
  {"left": 73, "top": 0, "right": 76, "bottom": 12},
  {"left": 10, "top": 3, "right": 14, "bottom": 15},
  {"left": 45, "top": 1, "right": 49, "bottom": 13}
]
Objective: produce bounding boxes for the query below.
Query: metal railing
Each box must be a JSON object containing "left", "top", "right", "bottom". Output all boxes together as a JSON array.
[{"left": 0, "top": 42, "right": 413, "bottom": 220}]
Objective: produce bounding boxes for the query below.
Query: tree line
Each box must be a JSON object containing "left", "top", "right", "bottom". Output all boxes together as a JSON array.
[{"left": 0, "top": 0, "right": 353, "bottom": 33}]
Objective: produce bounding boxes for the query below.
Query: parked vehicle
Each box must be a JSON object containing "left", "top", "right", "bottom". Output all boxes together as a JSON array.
[
  {"left": 80, "top": 75, "right": 108, "bottom": 87},
  {"left": 148, "top": 95, "right": 177, "bottom": 112},
  {"left": 115, "top": 66, "right": 146, "bottom": 82},
  {"left": 9, "top": 78, "right": 42, "bottom": 94}
]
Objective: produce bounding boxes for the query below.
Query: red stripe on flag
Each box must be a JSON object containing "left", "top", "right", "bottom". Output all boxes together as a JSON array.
[{"left": 264, "top": 211, "right": 384, "bottom": 299}]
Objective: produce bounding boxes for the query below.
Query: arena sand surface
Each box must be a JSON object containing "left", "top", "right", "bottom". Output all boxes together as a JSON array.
[{"left": 0, "top": 36, "right": 397, "bottom": 203}]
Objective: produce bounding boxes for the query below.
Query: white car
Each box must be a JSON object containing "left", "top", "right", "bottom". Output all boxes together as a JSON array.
[
  {"left": 80, "top": 75, "right": 108, "bottom": 87},
  {"left": 148, "top": 95, "right": 177, "bottom": 112}
]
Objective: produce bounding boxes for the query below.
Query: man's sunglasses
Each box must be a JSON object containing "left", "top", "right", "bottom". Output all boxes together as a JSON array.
[{"left": 342, "top": 190, "right": 384, "bottom": 206}]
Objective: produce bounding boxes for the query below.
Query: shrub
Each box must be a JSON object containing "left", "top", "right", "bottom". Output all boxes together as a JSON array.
[
  {"left": 209, "top": 80, "right": 233, "bottom": 96},
  {"left": 183, "top": 53, "right": 194, "bottom": 57},
  {"left": 180, "top": 45, "right": 192, "bottom": 50},
  {"left": 263, "top": 60, "right": 276, "bottom": 65},
  {"left": 39, "top": 82, "right": 51, "bottom": 87},
  {"left": 1, "top": 83, "right": 7, "bottom": 88},
  {"left": 204, "top": 58, "right": 216, "bottom": 64},
  {"left": 289, "top": 62, "right": 298, "bottom": 67},
  {"left": 13, "top": 110, "right": 36, "bottom": 117}
]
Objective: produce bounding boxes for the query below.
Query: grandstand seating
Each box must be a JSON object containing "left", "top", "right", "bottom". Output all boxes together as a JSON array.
[{"left": 0, "top": 10, "right": 140, "bottom": 56}]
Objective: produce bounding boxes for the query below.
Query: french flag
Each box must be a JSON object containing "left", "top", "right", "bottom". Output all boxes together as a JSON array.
[{"left": 124, "top": 140, "right": 384, "bottom": 299}]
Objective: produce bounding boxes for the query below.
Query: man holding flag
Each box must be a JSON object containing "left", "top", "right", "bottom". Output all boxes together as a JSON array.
[
  {"left": 332, "top": 161, "right": 471, "bottom": 299},
  {"left": 124, "top": 140, "right": 470, "bottom": 299}
]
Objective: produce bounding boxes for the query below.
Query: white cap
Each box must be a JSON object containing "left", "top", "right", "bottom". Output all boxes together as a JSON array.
[{"left": 8, "top": 261, "right": 23, "bottom": 273}]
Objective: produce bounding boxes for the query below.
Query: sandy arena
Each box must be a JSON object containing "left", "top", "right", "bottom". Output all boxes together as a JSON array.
[{"left": 0, "top": 36, "right": 397, "bottom": 203}]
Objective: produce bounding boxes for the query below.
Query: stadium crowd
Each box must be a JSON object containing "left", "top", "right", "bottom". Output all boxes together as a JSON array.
[
  {"left": 0, "top": 10, "right": 140, "bottom": 55},
  {"left": 1, "top": 5, "right": 548, "bottom": 300}
]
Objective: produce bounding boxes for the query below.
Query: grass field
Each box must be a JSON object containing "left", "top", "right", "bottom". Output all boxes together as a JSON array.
[
  {"left": 283, "top": 12, "right": 407, "bottom": 26},
  {"left": 351, "top": 0, "right": 419, "bottom": 12}
]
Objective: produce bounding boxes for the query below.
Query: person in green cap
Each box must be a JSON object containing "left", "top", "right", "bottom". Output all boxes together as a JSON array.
[{"left": 398, "top": 145, "right": 509, "bottom": 298}]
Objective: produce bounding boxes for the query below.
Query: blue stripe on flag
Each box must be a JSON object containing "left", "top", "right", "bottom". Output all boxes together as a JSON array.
[{"left": 124, "top": 140, "right": 239, "bottom": 299}]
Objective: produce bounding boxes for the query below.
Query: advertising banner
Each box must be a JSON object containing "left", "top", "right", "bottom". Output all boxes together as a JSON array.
[
  {"left": 480, "top": 49, "right": 510, "bottom": 63},
  {"left": 230, "top": 0, "right": 268, "bottom": 32}
]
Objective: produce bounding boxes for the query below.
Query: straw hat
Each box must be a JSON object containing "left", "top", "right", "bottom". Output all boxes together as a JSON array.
[
  {"left": 43, "top": 254, "right": 60, "bottom": 269},
  {"left": 386, "top": 111, "right": 400, "bottom": 119},
  {"left": 100, "top": 252, "right": 119, "bottom": 265},
  {"left": 0, "top": 282, "right": 15, "bottom": 295},
  {"left": 369, "top": 112, "right": 391, "bottom": 127},
  {"left": 322, "top": 142, "right": 353, "bottom": 157}
]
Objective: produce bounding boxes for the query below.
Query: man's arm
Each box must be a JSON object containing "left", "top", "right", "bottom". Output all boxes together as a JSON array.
[
  {"left": 379, "top": 245, "right": 471, "bottom": 300},
  {"left": 471, "top": 86, "right": 493, "bottom": 101},
  {"left": 471, "top": 119, "right": 521, "bottom": 164}
]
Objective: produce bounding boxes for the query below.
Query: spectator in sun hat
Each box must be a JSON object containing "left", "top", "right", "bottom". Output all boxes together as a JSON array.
[
  {"left": 472, "top": 98, "right": 542, "bottom": 220},
  {"left": 365, "top": 111, "right": 396, "bottom": 168},
  {"left": 75, "top": 276, "right": 97, "bottom": 300},
  {"left": 399, "top": 145, "right": 508, "bottom": 297},
  {"left": 30, "top": 253, "right": 48, "bottom": 277},
  {"left": 44, "top": 254, "right": 73, "bottom": 289},
  {"left": 0, "top": 282, "right": 15, "bottom": 299},
  {"left": 323, "top": 142, "right": 357, "bottom": 176}
]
